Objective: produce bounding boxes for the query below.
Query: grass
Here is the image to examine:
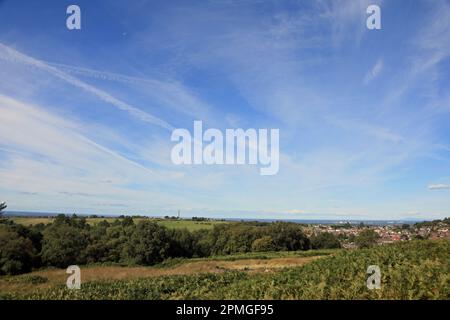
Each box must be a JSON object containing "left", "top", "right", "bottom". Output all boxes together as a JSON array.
[
  {"left": 9, "top": 217, "right": 229, "bottom": 231},
  {"left": 189, "top": 248, "right": 338, "bottom": 262},
  {"left": 1, "top": 240, "right": 448, "bottom": 300},
  {"left": 8, "top": 217, "right": 55, "bottom": 226},
  {"left": 154, "top": 219, "right": 229, "bottom": 231}
]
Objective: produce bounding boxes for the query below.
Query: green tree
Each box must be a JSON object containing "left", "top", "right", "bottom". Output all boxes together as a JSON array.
[
  {"left": 355, "top": 229, "right": 380, "bottom": 248},
  {"left": 251, "top": 236, "right": 276, "bottom": 252},
  {"left": 121, "top": 221, "right": 170, "bottom": 265},
  {"left": 310, "top": 232, "right": 341, "bottom": 249},
  {"left": 0, "top": 225, "right": 36, "bottom": 275},
  {"left": 191, "top": 229, "right": 214, "bottom": 257},
  {"left": 41, "top": 223, "right": 89, "bottom": 267},
  {"left": 100, "top": 223, "right": 135, "bottom": 262},
  {"left": 266, "top": 222, "right": 310, "bottom": 251},
  {"left": 167, "top": 228, "right": 195, "bottom": 258},
  {"left": 85, "top": 220, "right": 111, "bottom": 263}
]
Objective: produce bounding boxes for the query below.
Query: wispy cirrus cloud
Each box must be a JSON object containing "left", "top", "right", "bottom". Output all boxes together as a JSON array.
[
  {"left": 0, "top": 94, "right": 185, "bottom": 212},
  {"left": 0, "top": 43, "right": 174, "bottom": 131},
  {"left": 45, "top": 61, "right": 215, "bottom": 122},
  {"left": 363, "top": 58, "right": 383, "bottom": 85},
  {"left": 319, "top": 0, "right": 378, "bottom": 46},
  {"left": 0, "top": 1, "right": 449, "bottom": 220}
]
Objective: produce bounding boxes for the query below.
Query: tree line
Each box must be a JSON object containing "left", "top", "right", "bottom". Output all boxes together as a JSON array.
[{"left": 0, "top": 215, "right": 346, "bottom": 275}]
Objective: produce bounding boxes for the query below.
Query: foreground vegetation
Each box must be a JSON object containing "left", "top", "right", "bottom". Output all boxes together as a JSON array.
[
  {"left": 0, "top": 249, "right": 333, "bottom": 298},
  {"left": 1, "top": 239, "right": 447, "bottom": 300},
  {"left": 2, "top": 210, "right": 447, "bottom": 300},
  {"left": 1, "top": 214, "right": 335, "bottom": 275}
]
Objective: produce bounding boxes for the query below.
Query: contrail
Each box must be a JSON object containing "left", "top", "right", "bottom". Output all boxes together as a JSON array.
[
  {"left": 45, "top": 61, "right": 212, "bottom": 120},
  {"left": 76, "top": 133, "right": 158, "bottom": 177},
  {"left": 47, "top": 61, "right": 166, "bottom": 87},
  {"left": 0, "top": 43, "right": 174, "bottom": 131}
]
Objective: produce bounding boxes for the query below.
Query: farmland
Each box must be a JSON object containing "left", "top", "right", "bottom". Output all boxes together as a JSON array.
[
  {"left": 0, "top": 239, "right": 448, "bottom": 300},
  {"left": 9, "top": 216, "right": 229, "bottom": 231}
]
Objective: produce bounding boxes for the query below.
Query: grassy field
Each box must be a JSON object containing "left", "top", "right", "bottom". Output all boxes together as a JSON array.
[
  {"left": 0, "top": 240, "right": 448, "bottom": 300},
  {"left": 9, "top": 216, "right": 229, "bottom": 231},
  {"left": 155, "top": 219, "right": 229, "bottom": 231},
  {"left": 9, "top": 217, "right": 56, "bottom": 226}
]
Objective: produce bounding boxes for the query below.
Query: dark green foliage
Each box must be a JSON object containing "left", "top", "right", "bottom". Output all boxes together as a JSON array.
[
  {"left": 41, "top": 220, "right": 90, "bottom": 267},
  {"left": 167, "top": 228, "right": 196, "bottom": 258},
  {"left": 121, "top": 221, "right": 170, "bottom": 265},
  {"left": 251, "top": 236, "right": 276, "bottom": 252},
  {"left": 266, "top": 222, "right": 310, "bottom": 251},
  {"left": 0, "top": 219, "right": 44, "bottom": 252},
  {"left": 191, "top": 229, "right": 213, "bottom": 257},
  {"left": 210, "top": 224, "right": 261, "bottom": 254},
  {"left": 310, "top": 232, "right": 341, "bottom": 249},
  {"left": 191, "top": 217, "right": 208, "bottom": 221},
  {"left": 0, "top": 225, "right": 36, "bottom": 275},
  {"left": 414, "top": 217, "right": 449, "bottom": 228},
  {"left": 355, "top": 229, "right": 380, "bottom": 248},
  {"left": 206, "top": 222, "right": 310, "bottom": 256}
]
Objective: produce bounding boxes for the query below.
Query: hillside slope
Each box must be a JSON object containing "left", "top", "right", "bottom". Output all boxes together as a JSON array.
[{"left": 3, "top": 239, "right": 448, "bottom": 300}]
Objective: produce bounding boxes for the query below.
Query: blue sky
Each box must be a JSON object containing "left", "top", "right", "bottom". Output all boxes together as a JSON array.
[{"left": 0, "top": 0, "right": 449, "bottom": 220}]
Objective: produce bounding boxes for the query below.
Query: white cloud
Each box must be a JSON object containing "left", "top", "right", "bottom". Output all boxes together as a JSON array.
[
  {"left": 363, "top": 58, "right": 383, "bottom": 85},
  {"left": 428, "top": 184, "right": 450, "bottom": 190},
  {"left": 286, "top": 209, "right": 306, "bottom": 214},
  {"left": 0, "top": 94, "right": 241, "bottom": 213},
  {"left": 0, "top": 94, "right": 190, "bottom": 212},
  {"left": 412, "top": 0, "right": 450, "bottom": 74},
  {"left": 384, "top": 1, "right": 450, "bottom": 109},
  {"left": 319, "top": 0, "right": 376, "bottom": 46}
]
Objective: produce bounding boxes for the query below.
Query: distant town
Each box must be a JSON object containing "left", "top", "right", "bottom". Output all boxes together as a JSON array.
[{"left": 304, "top": 219, "right": 450, "bottom": 248}]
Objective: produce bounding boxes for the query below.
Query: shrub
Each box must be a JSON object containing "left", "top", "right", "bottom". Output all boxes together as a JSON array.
[
  {"left": 251, "top": 236, "right": 276, "bottom": 252},
  {"left": 310, "top": 232, "right": 341, "bottom": 249},
  {"left": 21, "top": 275, "right": 48, "bottom": 284}
]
